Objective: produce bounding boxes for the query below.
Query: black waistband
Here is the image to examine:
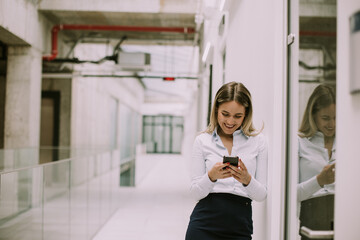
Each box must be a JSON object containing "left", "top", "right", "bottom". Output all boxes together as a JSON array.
[{"left": 207, "top": 193, "right": 252, "bottom": 205}]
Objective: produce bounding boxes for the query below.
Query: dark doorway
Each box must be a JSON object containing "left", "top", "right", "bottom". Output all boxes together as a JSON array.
[
  {"left": 0, "top": 41, "right": 7, "bottom": 149},
  {"left": 40, "top": 91, "right": 60, "bottom": 163}
]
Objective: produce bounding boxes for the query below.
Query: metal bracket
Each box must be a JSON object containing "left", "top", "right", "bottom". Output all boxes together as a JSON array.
[
  {"left": 300, "top": 226, "right": 334, "bottom": 239},
  {"left": 287, "top": 33, "right": 296, "bottom": 46}
]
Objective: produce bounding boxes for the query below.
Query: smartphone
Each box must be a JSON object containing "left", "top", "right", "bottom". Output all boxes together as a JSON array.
[{"left": 223, "top": 156, "right": 239, "bottom": 167}]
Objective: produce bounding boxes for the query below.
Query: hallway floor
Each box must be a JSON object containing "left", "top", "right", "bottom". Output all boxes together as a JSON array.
[{"left": 92, "top": 154, "right": 196, "bottom": 240}]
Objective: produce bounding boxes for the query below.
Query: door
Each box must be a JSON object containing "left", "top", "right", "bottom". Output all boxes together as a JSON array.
[
  {"left": 40, "top": 91, "right": 60, "bottom": 163},
  {"left": 0, "top": 42, "right": 6, "bottom": 150}
]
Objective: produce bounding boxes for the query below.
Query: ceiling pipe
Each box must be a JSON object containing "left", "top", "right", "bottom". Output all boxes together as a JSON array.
[
  {"left": 300, "top": 31, "right": 336, "bottom": 37},
  {"left": 43, "top": 24, "right": 196, "bottom": 61}
]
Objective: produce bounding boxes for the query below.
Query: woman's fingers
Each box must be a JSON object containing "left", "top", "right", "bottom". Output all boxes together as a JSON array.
[
  {"left": 238, "top": 159, "right": 247, "bottom": 171},
  {"left": 213, "top": 162, "right": 231, "bottom": 179},
  {"left": 210, "top": 160, "right": 250, "bottom": 182},
  {"left": 222, "top": 171, "right": 232, "bottom": 178}
]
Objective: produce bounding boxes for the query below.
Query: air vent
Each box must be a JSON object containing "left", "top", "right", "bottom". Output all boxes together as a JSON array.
[{"left": 117, "top": 52, "right": 151, "bottom": 71}]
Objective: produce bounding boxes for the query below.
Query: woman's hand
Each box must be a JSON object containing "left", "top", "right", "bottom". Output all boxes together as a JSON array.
[
  {"left": 317, "top": 163, "right": 336, "bottom": 187},
  {"left": 208, "top": 162, "right": 232, "bottom": 182},
  {"left": 228, "top": 159, "right": 251, "bottom": 186}
]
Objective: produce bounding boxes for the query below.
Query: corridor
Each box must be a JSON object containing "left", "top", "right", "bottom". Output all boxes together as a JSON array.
[{"left": 93, "top": 154, "right": 196, "bottom": 240}]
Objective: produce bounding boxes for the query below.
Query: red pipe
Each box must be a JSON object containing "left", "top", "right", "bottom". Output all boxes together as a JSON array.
[
  {"left": 43, "top": 24, "right": 196, "bottom": 61},
  {"left": 299, "top": 31, "right": 336, "bottom": 37}
]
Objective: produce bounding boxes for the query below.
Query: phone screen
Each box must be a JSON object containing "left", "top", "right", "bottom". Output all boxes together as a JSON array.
[{"left": 223, "top": 156, "right": 239, "bottom": 167}]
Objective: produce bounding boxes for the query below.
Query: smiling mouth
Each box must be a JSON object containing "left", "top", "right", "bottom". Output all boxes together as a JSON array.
[{"left": 224, "top": 124, "right": 235, "bottom": 129}]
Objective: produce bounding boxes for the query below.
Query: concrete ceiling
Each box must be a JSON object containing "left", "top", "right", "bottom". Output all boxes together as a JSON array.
[
  {"left": 299, "top": 0, "right": 337, "bottom": 48},
  {"left": 300, "top": 17, "right": 336, "bottom": 47},
  {"left": 39, "top": 10, "right": 198, "bottom": 46}
]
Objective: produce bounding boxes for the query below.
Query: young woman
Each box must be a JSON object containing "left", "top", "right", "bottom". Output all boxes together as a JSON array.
[
  {"left": 185, "top": 81, "right": 268, "bottom": 240},
  {"left": 297, "top": 84, "right": 336, "bottom": 239}
]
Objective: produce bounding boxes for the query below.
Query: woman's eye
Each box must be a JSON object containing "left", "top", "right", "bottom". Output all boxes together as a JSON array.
[
  {"left": 222, "top": 113, "right": 229, "bottom": 117},
  {"left": 235, "top": 115, "right": 242, "bottom": 119}
]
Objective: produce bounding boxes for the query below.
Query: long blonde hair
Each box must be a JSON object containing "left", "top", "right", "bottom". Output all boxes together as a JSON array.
[
  {"left": 299, "top": 84, "right": 336, "bottom": 138},
  {"left": 205, "top": 81, "right": 261, "bottom": 136}
]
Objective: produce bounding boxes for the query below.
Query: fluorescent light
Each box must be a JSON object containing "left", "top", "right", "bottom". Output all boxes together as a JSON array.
[
  {"left": 219, "top": 0, "right": 226, "bottom": 11},
  {"left": 202, "top": 42, "right": 211, "bottom": 63}
]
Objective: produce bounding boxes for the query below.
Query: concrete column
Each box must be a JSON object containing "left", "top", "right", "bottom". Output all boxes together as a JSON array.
[{"left": 4, "top": 46, "right": 42, "bottom": 148}]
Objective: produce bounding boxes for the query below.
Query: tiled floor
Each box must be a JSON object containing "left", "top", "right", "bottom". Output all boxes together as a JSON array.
[{"left": 93, "top": 154, "right": 196, "bottom": 240}]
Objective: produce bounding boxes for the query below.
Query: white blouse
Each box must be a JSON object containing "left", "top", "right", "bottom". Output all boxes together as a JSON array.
[
  {"left": 297, "top": 132, "right": 336, "bottom": 202},
  {"left": 189, "top": 128, "right": 268, "bottom": 202}
]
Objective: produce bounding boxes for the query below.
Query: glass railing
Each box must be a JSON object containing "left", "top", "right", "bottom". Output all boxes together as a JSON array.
[
  {"left": 0, "top": 147, "right": 113, "bottom": 173},
  {"left": 0, "top": 148, "right": 124, "bottom": 240}
]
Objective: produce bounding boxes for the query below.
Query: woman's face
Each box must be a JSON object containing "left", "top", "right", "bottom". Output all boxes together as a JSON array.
[
  {"left": 217, "top": 101, "right": 246, "bottom": 136},
  {"left": 315, "top": 103, "right": 336, "bottom": 138}
]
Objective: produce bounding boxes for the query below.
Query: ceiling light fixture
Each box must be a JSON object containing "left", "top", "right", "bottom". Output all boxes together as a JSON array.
[
  {"left": 219, "top": 0, "right": 226, "bottom": 11},
  {"left": 202, "top": 42, "right": 211, "bottom": 63}
]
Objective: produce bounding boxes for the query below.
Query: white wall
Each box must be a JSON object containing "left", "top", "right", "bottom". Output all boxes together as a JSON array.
[
  {"left": 202, "top": 0, "right": 287, "bottom": 239},
  {"left": 335, "top": 1, "right": 360, "bottom": 239},
  {"left": 39, "top": 0, "right": 197, "bottom": 13},
  {"left": 69, "top": 43, "right": 144, "bottom": 148},
  {"left": 70, "top": 76, "right": 144, "bottom": 148}
]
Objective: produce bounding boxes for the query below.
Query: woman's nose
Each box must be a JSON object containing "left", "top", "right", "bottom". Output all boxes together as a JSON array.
[
  {"left": 329, "top": 119, "right": 336, "bottom": 128},
  {"left": 227, "top": 118, "right": 235, "bottom": 124}
]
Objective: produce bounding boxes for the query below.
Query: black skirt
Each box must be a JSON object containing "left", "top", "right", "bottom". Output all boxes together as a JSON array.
[
  {"left": 185, "top": 193, "right": 253, "bottom": 240},
  {"left": 299, "top": 194, "right": 334, "bottom": 240}
]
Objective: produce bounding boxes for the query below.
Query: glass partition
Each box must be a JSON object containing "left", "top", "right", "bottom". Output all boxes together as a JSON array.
[
  {"left": 0, "top": 167, "right": 43, "bottom": 240},
  {"left": 286, "top": 0, "right": 337, "bottom": 239},
  {"left": 0, "top": 148, "right": 122, "bottom": 240},
  {"left": 142, "top": 115, "right": 184, "bottom": 154},
  {"left": 43, "top": 160, "right": 71, "bottom": 240}
]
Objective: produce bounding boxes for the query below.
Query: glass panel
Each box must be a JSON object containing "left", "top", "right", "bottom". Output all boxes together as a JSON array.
[
  {"left": 289, "top": 1, "right": 337, "bottom": 239},
  {"left": 153, "top": 125, "right": 163, "bottom": 153},
  {"left": 0, "top": 167, "right": 43, "bottom": 240},
  {"left": 172, "top": 116, "right": 184, "bottom": 125},
  {"left": 143, "top": 115, "right": 152, "bottom": 124},
  {"left": 0, "top": 148, "right": 122, "bottom": 240},
  {"left": 163, "top": 115, "right": 170, "bottom": 125},
  {"left": 43, "top": 161, "right": 70, "bottom": 240},
  {"left": 0, "top": 149, "right": 12, "bottom": 171},
  {"left": 143, "top": 123, "right": 154, "bottom": 153},
  {"left": 155, "top": 115, "right": 163, "bottom": 125},
  {"left": 87, "top": 155, "right": 101, "bottom": 238},
  {"left": 142, "top": 115, "right": 184, "bottom": 154},
  {"left": 15, "top": 148, "right": 38, "bottom": 169},
  {"left": 109, "top": 97, "right": 118, "bottom": 149},
  {"left": 70, "top": 157, "right": 88, "bottom": 240},
  {"left": 119, "top": 104, "right": 133, "bottom": 160},
  {"left": 133, "top": 112, "right": 140, "bottom": 147},
  {"left": 163, "top": 125, "right": 171, "bottom": 153},
  {"left": 172, "top": 126, "right": 183, "bottom": 153}
]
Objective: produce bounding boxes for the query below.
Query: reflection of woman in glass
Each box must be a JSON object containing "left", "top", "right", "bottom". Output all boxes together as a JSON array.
[{"left": 298, "top": 84, "right": 336, "bottom": 239}]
